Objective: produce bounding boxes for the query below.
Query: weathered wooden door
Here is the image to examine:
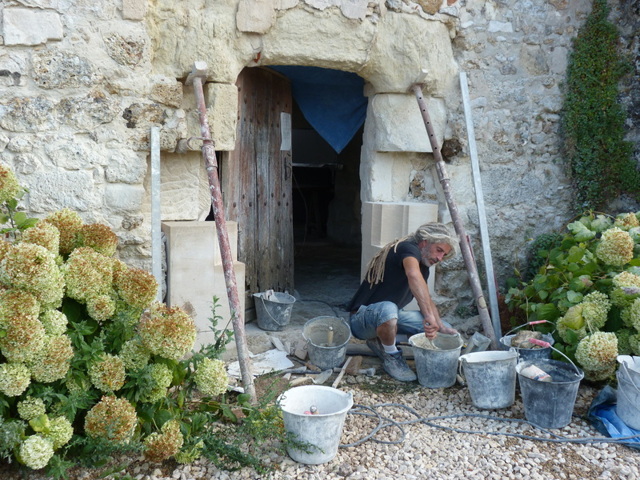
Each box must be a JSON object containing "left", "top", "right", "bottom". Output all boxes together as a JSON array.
[{"left": 222, "top": 67, "right": 294, "bottom": 296}]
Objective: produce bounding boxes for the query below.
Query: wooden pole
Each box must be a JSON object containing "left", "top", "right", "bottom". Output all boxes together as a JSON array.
[
  {"left": 411, "top": 84, "right": 498, "bottom": 349},
  {"left": 187, "top": 61, "right": 256, "bottom": 402}
]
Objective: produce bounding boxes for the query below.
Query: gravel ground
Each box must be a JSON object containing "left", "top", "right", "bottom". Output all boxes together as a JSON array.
[{"left": 2, "top": 376, "right": 639, "bottom": 480}]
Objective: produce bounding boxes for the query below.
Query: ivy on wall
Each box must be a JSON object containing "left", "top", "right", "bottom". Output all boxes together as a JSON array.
[{"left": 562, "top": 0, "right": 640, "bottom": 211}]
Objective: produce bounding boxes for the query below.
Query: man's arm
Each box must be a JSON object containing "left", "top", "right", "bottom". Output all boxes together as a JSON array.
[{"left": 402, "top": 256, "right": 443, "bottom": 338}]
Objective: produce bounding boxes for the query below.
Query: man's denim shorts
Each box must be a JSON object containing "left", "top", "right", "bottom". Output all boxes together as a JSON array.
[{"left": 349, "top": 301, "right": 424, "bottom": 340}]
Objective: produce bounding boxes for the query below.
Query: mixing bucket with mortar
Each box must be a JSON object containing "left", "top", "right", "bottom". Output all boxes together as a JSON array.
[
  {"left": 253, "top": 291, "right": 296, "bottom": 331},
  {"left": 278, "top": 385, "right": 353, "bottom": 464},
  {"left": 459, "top": 350, "right": 518, "bottom": 409},
  {"left": 409, "top": 332, "right": 463, "bottom": 388},
  {"left": 303, "top": 316, "right": 351, "bottom": 370},
  {"left": 499, "top": 320, "right": 554, "bottom": 361}
]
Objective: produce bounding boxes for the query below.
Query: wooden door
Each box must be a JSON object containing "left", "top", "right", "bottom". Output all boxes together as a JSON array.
[{"left": 222, "top": 68, "right": 294, "bottom": 296}]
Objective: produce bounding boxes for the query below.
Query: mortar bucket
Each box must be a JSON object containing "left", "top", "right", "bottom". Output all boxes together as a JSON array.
[
  {"left": 616, "top": 356, "right": 640, "bottom": 430},
  {"left": 459, "top": 350, "right": 518, "bottom": 409},
  {"left": 409, "top": 333, "right": 463, "bottom": 388},
  {"left": 500, "top": 333, "right": 555, "bottom": 361},
  {"left": 278, "top": 385, "right": 353, "bottom": 464},
  {"left": 253, "top": 291, "right": 296, "bottom": 331},
  {"left": 302, "top": 316, "right": 351, "bottom": 370},
  {"left": 516, "top": 359, "right": 583, "bottom": 429}
]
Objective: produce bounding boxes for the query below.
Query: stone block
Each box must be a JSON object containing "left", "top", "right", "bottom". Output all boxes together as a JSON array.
[
  {"left": 26, "top": 170, "right": 97, "bottom": 213},
  {"left": 150, "top": 77, "right": 183, "bottom": 108},
  {"left": 3, "top": 8, "right": 63, "bottom": 46},
  {"left": 236, "top": 0, "right": 276, "bottom": 34},
  {"left": 205, "top": 83, "right": 238, "bottom": 151},
  {"left": 122, "top": 0, "right": 148, "bottom": 20},
  {"left": 361, "top": 201, "right": 438, "bottom": 292},
  {"left": 162, "top": 220, "right": 245, "bottom": 351},
  {"left": 370, "top": 93, "right": 446, "bottom": 153},
  {"left": 104, "top": 183, "right": 146, "bottom": 213}
]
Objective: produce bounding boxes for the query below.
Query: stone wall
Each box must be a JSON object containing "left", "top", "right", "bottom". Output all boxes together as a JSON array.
[{"left": 1, "top": 0, "right": 638, "bottom": 312}]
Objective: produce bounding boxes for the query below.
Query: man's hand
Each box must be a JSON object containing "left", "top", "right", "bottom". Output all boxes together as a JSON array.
[
  {"left": 439, "top": 325, "right": 458, "bottom": 335},
  {"left": 423, "top": 316, "right": 439, "bottom": 339}
]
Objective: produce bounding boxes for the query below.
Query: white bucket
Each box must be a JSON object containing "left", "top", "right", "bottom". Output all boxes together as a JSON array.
[
  {"left": 278, "top": 385, "right": 353, "bottom": 464},
  {"left": 409, "top": 333, "right": 463, "bottom": 388},
  {"left": 616, "top": 355, "right": 640, "bottom": 430},
  {"left": 459, "top": 350, "right": 518, "bottom": 409}
]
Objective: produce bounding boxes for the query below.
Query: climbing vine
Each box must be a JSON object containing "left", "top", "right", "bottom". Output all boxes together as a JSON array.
[{"left": 562, "top": 0, "right": 640, "bottom": 210}]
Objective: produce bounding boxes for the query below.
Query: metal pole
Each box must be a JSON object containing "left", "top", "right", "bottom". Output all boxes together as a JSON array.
[
  {"left": 411, "top": 84, "right": 498, "bottom": 349},
  {"left": 187, "top": 61, "right": 256, "bottom": 402},
  {"left": 150, "top": 127, "right": 163, "bottom": 302},
  {"left": 459, "top": 72, "right": 502, "bottom": 340}
]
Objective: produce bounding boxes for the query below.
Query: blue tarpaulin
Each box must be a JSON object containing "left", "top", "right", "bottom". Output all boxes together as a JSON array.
[
  {"left": 269, "top": 66, "right": 367, "bottom": 154},
  {"left": 587, "top": 385, "right": 640, "bottom": 450}
]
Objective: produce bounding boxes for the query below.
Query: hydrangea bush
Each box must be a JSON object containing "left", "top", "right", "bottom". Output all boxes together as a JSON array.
[
  {"left": 0, "top": 164, "right": 283, "bottom": 477},
  {"left": 506, "top": 211, "right": 640, "bottom": 381}
]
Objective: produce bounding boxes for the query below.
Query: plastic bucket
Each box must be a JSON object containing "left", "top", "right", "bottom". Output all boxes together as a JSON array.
[
  {"left": 516, "top": 359, "right": 584, "bottom": 429},
  {"left": 409, "top": 333, "right": 463, "bottom": 388},
  {"left": 253, "top": 292, "right": 296, "bottom": 331},
  {"left": 616, "top": 356, "right": 640, "bottom": 430},
  {"left": 303, "top": 316, "right": 351, "bottom": 370},
  {"left": 278, "top": 385, "right": 353, "bottom": 464},
  {"left": 459, "top": 350, "right": 518, "bottom": 409},
  {"left": 500, "top": 333, "right": 554, "bottom": 361}
]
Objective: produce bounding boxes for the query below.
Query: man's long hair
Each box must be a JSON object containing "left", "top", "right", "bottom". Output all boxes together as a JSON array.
[{"left": 365, "top": 222, "right": 458, "bottom": 285}]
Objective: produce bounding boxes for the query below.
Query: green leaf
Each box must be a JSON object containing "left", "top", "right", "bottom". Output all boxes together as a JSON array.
[
  {"left": 29, "top": 414, "right": 50, "bottom": 433},
  {"left": 567, "top": 246, "right": 586, "bottom": 263},
  {"left": 568, "top": 221, "right": 596, "bottom": 241},
  {"left": 564, "top": 328, "right": 580, "bottom": 345},
  {"left": 538, "top": 290, "right": 548, "bottom": 300},
  {"left": 536, "top": 303, "right": 560, "bottom": 321},
  {"left": 567, "top": 290, "right": 583, "bottom": 304}
]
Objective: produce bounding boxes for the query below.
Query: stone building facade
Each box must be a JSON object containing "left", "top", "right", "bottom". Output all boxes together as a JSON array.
[{"left": 1, "top": 0, "right": 638, "bottom": 328}]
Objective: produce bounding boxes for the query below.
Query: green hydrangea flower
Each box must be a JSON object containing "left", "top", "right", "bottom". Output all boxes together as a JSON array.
[
  {"left": 17, "top": 396, "right": 46, "bottom": 421},
  {"left": 610, "top": 271, "right": 640, "bottom": 308},
  {"left": 18, "top": 435, "right": 54, "bottom": 470},
  {"left": 63, "top": 247, "right": 113, "bottom": 304},
  {"left": 119, "top": 336, "right": 151, "bottom": 371},
  {"left": 139, "top": 363, "right": 173, "bottom": 403},
  {"left": 0, "top": 315, "right": 46, "bottom": 363},
  {"left": 27, "top": 334, "right": 74, "bottom": 383},
  {"left": 194, "top": 358, "right": 228, "bottom": 397},
  {"left": 616, "top": 328, "right": 635, "bottom": 356},
  {"left": 88, "top": 354, "right": 126, "bottom": 393},
  {"left": 614, "top": 212, "right": 640, "bottom": 230},
  {"left": 44, "top": 416, "right": 74, "bottom": 450},
  {"left": 595, "top": 227, "right": 634, "bottom": 267},
  {"left": 21, "top": 222, "right": 60, "bottom": 256},
  {"left": 143, "top": 420, "right": 184, "bottom": 463},
  {"left": 629, "top": 333, "right": 640, "bottom": 356},
  {"left": 113, "top": 260, "right": 158, "bottom": 311},
  {"left": 139, "top": 303, "right": 196, "bottom": 361},
  {"left": 0, "top": 289, "right": 40, "bottom": 328},
  {"left": 0, "top": 243, "right": 64, "bottom": 308},
  {"left": 575, "top": 331, "right": 618, "bottom": 381},
  {"left": 85, "top": 396, "right": 137, "bottom": 444},
  {"left": 86, "top": 294, "right": 116, "bottom": 322},
  {"left": 43, "top": 208, "right": 83, "bottom": 256},
  {"left": 581, "top": 291, "right": 611, "bottom": 332},
  {"left": 0, "top": 164, "right": 23, "bottom": 204},
  {"left": 39, "top": 309, "right": 68, "bottom": 336},
  {"left": 0, "top": 362, "right": 31, "bottom": 396},
  {"left": 77, "top": 223, "right": 119, "bottom": 257}
]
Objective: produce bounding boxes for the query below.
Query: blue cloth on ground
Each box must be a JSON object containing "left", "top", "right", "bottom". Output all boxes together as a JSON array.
[
  {"left": 587, "top": 385, "right": 640, "bottom": 450},
  {"left": 269, "top": 66, "right": 367, "bottom": 154}
]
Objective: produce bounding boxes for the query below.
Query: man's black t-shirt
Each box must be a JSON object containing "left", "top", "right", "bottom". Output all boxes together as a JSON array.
[{"left": 346, "top": 240, "right": 430, "bottom": 312}]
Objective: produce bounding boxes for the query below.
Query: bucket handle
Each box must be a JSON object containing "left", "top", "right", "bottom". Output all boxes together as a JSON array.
[
  {"left": 528, "top": 338, "right": 582, "bottom": 377},
  {"left": 258, "top": 294, "right": 290, "bottom": 328},
  {"left": 504, "top": 320, "right": 553, "bottom": 337}
]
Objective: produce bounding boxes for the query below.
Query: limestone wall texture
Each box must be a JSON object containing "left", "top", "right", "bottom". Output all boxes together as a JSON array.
[{"left": 0, "top": 0, "right": 638, "bottom": 309}]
